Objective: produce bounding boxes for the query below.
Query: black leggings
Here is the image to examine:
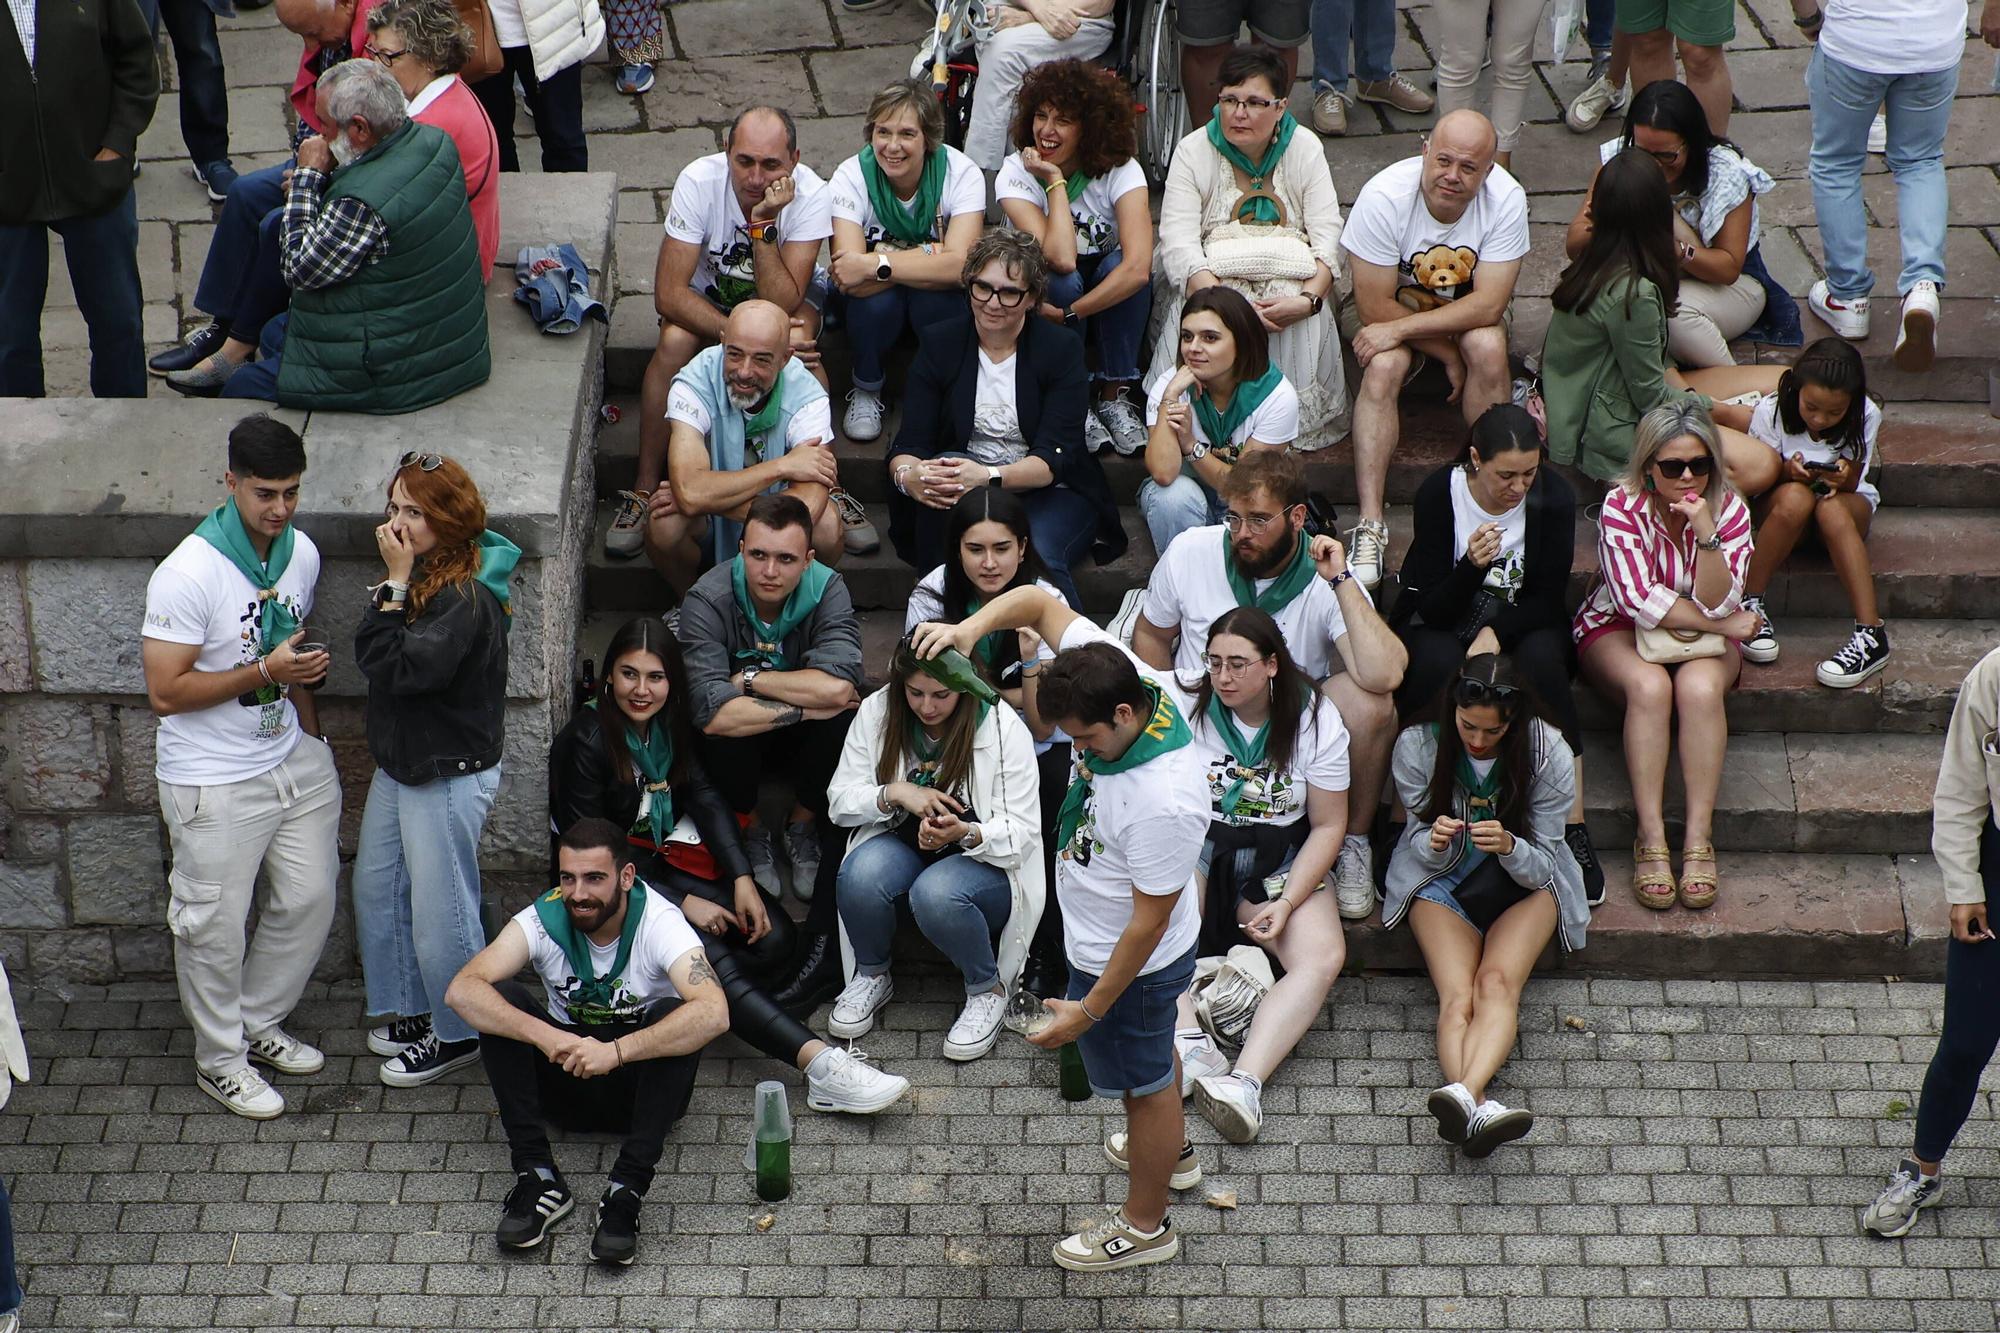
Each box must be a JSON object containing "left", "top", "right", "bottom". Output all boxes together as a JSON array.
[
  {"left": 1396, "top": 624, "right": 1582, "bottom": 753},
  {"left": 1914, "top": 932, "right": 2000, "bottom": 1163},
  {"left": 653, "top": 865, "right": 817, "bottom": 1068},
  {"left": 701, "top": 714, "right": 853, "bottom": 934},
  {"left": 1031, "top": 743, "right": 1071, "bottom": 963}
]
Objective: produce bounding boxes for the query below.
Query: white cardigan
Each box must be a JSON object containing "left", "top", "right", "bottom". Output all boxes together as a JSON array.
[
  {"left": 828, "top": 687, "right": 1047, "bottom": 995},
  {"left": 0, "top": 960, "right": 27, "bottom": 1112},
  {"left": 1156, "top": 125, "right": 1346, "bottom": 291}
]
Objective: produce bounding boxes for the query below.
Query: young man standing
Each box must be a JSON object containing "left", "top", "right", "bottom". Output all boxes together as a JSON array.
[
  {"left": 914, "top": 586, "right": 1210, "bottom": 1272},
  {"left": 140, "top": 414, "right": 339, "bottom": 1119},
  {"left": 447, "top": 819, "right": 729, "bottom": 1266}
]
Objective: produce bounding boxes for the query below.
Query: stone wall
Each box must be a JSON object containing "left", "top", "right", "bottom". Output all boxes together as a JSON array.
[{"left": 0, "top": 174, "right": 617, "bottom": 985}]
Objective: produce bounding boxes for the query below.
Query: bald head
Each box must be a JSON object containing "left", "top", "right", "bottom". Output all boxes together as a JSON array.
[
  {"left": 1418, "top": 110, "right": 1499, "bottom": 223},
  {"left": 277, "top": 0, "right": 355, "bottom": 45},
  {"left": 719, "top": 301, "right": 793, "bottom": 409}
]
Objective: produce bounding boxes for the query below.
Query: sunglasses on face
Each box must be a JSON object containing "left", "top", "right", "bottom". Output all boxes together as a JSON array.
[
  {"left": 1651, "top": 456, "right": 1714, "bottom": 480},
  {"left": 1453, "top": 677, "right": 1519, "bottom": 708}
]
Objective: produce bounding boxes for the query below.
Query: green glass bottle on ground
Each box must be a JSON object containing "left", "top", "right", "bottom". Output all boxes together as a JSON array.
[{"left": 1059, "top": 1042, "right": 1091, "bottom": 1102}]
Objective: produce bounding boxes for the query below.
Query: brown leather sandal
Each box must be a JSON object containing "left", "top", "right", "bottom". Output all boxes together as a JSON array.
[
  {"left": 1678, "top": 843, "right": 1718, "bottom": 909},
  {"left": 1632, "top": 842, "right": 1676, "bottom": 911}
]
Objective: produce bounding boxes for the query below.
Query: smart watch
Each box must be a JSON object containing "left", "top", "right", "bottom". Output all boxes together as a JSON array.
[
  {"left": 987, "top": 466, "right": 1003, "bottom": 487},
  {"left": 875, "top": 252, "right": 893, "bottom": 281}
]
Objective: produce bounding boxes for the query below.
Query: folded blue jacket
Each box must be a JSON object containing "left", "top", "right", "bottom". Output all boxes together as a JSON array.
[{"left": 513, "top": 243, "right": 608, "bottom": 335}]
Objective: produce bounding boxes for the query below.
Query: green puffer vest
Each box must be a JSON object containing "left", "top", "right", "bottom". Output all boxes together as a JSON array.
[{"left": 276, "top": 122, "right": 491, "bottom": 414}]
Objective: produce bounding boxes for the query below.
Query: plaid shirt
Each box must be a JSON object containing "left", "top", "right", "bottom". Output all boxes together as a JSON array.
[
  {"left": 5, "top": 0, "right": 36, "bottom": 66},
  {"left": 280, "top": 165, "right": 389, "bottom": 291}
]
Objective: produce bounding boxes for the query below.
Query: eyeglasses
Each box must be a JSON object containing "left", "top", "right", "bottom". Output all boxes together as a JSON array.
[
  {"left": 1221, "top": 505, "right": 1300, "bottom": 534},
  {"left": 1453, "top": 676, "right": 1519, "bottom": 708},
  {"left": 1641, "top": 145, "right": 1685, "bottom": 165},
  {"left": 1651, "top": 456, "right": 1714, "bottom": 479},
  {"left": 968, "top": 278, "right": 1029, "bottom": 308},
  {"left": 1203, "top": 654, "right": 1269, "bottom": 677},
  {"left": 397, "top": 451, "right": 445, "bottom": 472},
  {"left": 364, "top": 42, "right": 409, "bottom": 64},
  {"left": 1217, "top": 94, "right": 1282, "bottom": 113}
]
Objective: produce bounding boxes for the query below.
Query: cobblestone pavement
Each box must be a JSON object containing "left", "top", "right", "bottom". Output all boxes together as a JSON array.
[{"left": 7, "top": 971, "right": 1999, "bottom": 1332}]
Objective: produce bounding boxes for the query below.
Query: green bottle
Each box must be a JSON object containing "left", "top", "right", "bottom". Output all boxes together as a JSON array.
[
  {"left": 1059, "top": 1042, "right": 1091, "bottom": 1102},
  {"left": 905, "top": 642, "right": 1001, "bottom": 704},
  {"left": 752, "top": 1080, "right": 792, "bottom": 1202}
]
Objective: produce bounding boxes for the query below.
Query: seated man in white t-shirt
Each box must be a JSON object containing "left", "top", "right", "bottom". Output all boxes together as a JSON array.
[
  {"left": 1339, "top": 110, "right": 1528, "bottom": 593},
  {"left": 1132, "top": 449, "right": 1406, "bottom": 919},
  {"left": 445, "top": 819, "right": 729, "bottom": 1268}
]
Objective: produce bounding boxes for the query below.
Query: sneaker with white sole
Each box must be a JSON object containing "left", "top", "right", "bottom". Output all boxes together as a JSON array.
[
  {"left": 246, "top": 1028, "right": 325, "bottom": 1076},
  {"left": 744, "top": 823, "right": 783, "bottom": 897},
  {"left": 1894, "top": 280, "right": 1939, "bottom": 374},
  {"left": 1333, "top": 835, "right": 1374, "bottom": 920},
  {"left": 828, "top": 972, "right": 894, "bottom": 1038},
  {"left": 1348, "top": 519, "right": 1389, "bottom": 593},
  {"left": 1105, "top": 1132, "right": 1202, "bottom": 1188},
  {"left": 1461, "top": 1098, "right": 1535, "bottom": 1158},
  {"left": 590, "top": 1182, "right": 644, "bottom": 1265},
  {"left": 843, "top": 387, "right": 885, "bottom": 442},
  {"left": 1740, "top": 595, "right": 1779, "bottom": 664},
  {"left": 198, "top": 1065, "right": 285, "bottom": 1120},
  {"left": 1175, "top": 1029, "right": 1230, "bottom": 1096},
  {"left": 1097, "top": 391, "right": 1149, "bottom": 456},
  {"left": 784, "top": 817, "right": 820, "bottom": 901},
  {"left": 379, "top": 1033, "right": 481, "bottom": 1088},
  {"left": 830, "top": 487, "right": 881, "bottom": 554},
  {"left": 496, "top": 1168, "right": 574, "bottom": 1250},
  {"left": 605, "top": 490, "right": 648, "bottom": 558},
  {"left": 1809, "top": 279, "right": 1870, "bottom": 340},
  {"left": 1192, "top": 1071, "right": 1263, "bottom": 1143},
  {"left": 1565, "top": 75, "right": 1626, "bottom": 133},
  {"left": 1860, "top": 1158, "right": 1943, "bottom": 1238},
  {"left": 1354, "top": 74, "right": 1434, "bottom": 114},
  {"left": 805, "top": 1046, "right": 909, "bottom": 1113},
  {"left": 1083, "top": 404, "right": 1113, "bottom": 454},
  {"left": 1565, "top": 823, "right": 1606, "bottom": 909},
  {"left": 943, "top": 990, "right": 1008, "bottom": 1061},
  {"left": 368, "top": 1014, "right": 433, "bottom": 1057},
  {"left": 1816, "top": 622, "right": 1890, "bottom": 689},
  {"left": 1426, "top": 1081, "right": 1479, "bottom": 1144},
  {"left": 1866, "top": 112, "right": 1887, "bottom": 155},
  {"left": 1310, "top": 87, "right": 1348, "bottom": 136},
  {"left": 1052, "top": 1210, "right": 1179, "bottom": 1271}
]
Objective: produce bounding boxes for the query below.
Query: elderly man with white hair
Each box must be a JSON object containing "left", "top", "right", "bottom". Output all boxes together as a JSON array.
[{"left": 216, "top": 58, "right": 490, "bottom": 413}]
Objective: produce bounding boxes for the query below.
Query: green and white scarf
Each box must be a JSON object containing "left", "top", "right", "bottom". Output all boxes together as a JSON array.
[
  {"left": 1054, "top": 680, "right": 1192, "bottom": 853},
  {"left": 731, "top": 555, "right": 834, "bottom": 669},
  {"left": 193, "top": 498, "right": 297, "bottom": 655},
  {"left": 533, "top": 881, "right": 647, "bottom": 1025}
]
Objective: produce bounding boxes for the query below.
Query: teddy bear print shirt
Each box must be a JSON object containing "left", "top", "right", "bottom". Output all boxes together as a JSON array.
[{"left": 1340, "top": 156, "right": 1530, "bottom": 311}]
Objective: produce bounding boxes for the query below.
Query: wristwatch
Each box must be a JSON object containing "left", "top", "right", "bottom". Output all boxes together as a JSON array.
[
  {"left": 741, "top": 665, "right": 763, "bottom": 697},
  {"left": 875, "top": 252, "right": 893, "bottom": 281},
  {"left": 986, "top": 466, "right": 1002, "bottom": 487},
  {"left": 1305, "top": 290, "right": 1325, "bottom": 316},
  {"left": 957, "top": 825, "right": 982, "bottom": 850},
  {"left": 1062, "top": 309, "right": 1081, "bottom": 330},
  {"left": 1189, "top": 440, "right": 1210, "bottom": 461},
  {"left": 747, "top": 220, "right": 778, "bottom": 244},
  {"left": 1695, "top": 532, "right": 1723, "bottom": 551}
]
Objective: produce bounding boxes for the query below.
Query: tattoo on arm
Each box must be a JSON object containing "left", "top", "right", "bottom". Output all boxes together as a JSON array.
[
  {"left": 684, "top": 952, "right": 719, "bottom": 990},
  {"left": 754, "top": 699, "right": 803, "bottom": 726}
]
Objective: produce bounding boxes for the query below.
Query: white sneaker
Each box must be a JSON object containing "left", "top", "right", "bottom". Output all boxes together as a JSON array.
[
  {"left": 1809, "top": 279, "right": 1871, "bottom": 340},
  {"left": 744, "top": 824, "right": 783, "bottom": 897},
  {"left": 1333, "top": 836, "right": 1375, "bottom": 920},
  {"left": 1348, "top": 519, "right": 1390, "bottom": 593},
  {"left": 843, "top": 387, "right": 885, "bottom": 442},
  {"left": 831, "top": 487, "right": 881, "bottom": 555},
  {"left": 1175, "top": 1029, "right": 1229, "bottom": 1096},
  {"left": 805, "top": 1046, "right": 910, "bottom": 1113},
  {"left": 246, "top": 1028, "right": 326, "bottom": 1076},
  {"left": 1565, "top": 74, "right": 1626, "bottom": 133},
  {"left": 1105, "top": 1131, "right": 1203, "bottom": 1189},
  {"left": 604, "top": 489, "right": 647, "bottom": 558},
  {"left": 1894, "top": 280, "right": 1939, "bottom": 373},
  {"left": 1740, "top": 596, "right": 1779, "bottom": 664},
  {"left": 942, "top": 990, "right": 1008, "bottom": 1061},
  {"left": 198, "top": 1065, "right": 285, "bottom": 1120},
  {"left": 1192, "top": 1071, "right": 1263, "bottom": 1143},
  {"left": 828, "top": 973, "right": 894, "bottom": 1039},
  {"left": 1867, "top": 112, "right": 1887, "bottom": 154},
  {"left": 1097, "top": 392, "right": 1149, "bottom": 456},
  {"left": 1083, "top": 404, "right": 1113, "bottom": 454}
]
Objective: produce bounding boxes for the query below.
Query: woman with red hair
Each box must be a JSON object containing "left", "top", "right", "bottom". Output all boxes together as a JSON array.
[{"left": 352, "top": 453, "right": 522, "bottom": 1090}]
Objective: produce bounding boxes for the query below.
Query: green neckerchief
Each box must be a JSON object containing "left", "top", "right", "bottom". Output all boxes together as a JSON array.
[
  {"left": 1456, "top": 749, "right": 1504, "bottom": 820},
  {"left": 1191, "top": 361, "right": 1284, "bottom": 459},
  {"left": 860, "top": 144, "right": 948, "bottom": 247},
  {"left": 1061, "top": 168, "right": 1092, "bottom": 205},
  {"left": 1205, "top": 108, "right": 1298, "bottom": 224},
  {"left": 741, "top": 377, "right": 785, "bottom": 447},
  {"left": 1205, "top": 695, "right": 1272, "bottom": 818},
  {"left": 588, "top": 699, "right": 674, "bottom": 847},
  {"left": 964, "top": 595, "right": 1011, "bottom": 671},
  {"left": 1223, "top": 528, "right": 1316, "bottom": 615},
  {"left": 1055, "top": 680, "right": 1192, "bottom": 853},
  {"left": 731, "top": 555, "right": 834, "bottom": 669},
  {"left": 473, "top": 530, "right": 520, "bottom": 629},
  {"left": 532, "top": 880, "right": 648, "bottom": 1023},
  {"left": 193, "top": 498, "right": 297, "bottom": 655}
]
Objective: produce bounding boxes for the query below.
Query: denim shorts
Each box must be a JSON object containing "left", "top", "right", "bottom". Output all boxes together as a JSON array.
[
  {"left": 1413, "top": 881, "right": 1480, "bottom": 932},
  {"left": 1197, "top": 839, "right": 1300, "bottom": 904},
  {"left": 1069, "top": 944, "right": 1199, "bottom": 1099}
]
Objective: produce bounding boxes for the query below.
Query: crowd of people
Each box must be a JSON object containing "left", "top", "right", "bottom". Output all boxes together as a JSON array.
[{"left": 0, "top": 0, "right": 1993, "bottom": 1299}]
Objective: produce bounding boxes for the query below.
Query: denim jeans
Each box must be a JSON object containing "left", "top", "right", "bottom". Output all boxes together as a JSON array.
[
  {"left": 0, "top": 1172, "right": 19, "bottom": 1316},
  {"left": 221, "top": 311, "right": 287, "bottom": 402},
  {"left": 1137, "top": 464, "right": 1223, "bottom": 558},
  {"left": 840, "top": 286, "right": 966, "bottom": 391},
  {"left": 154, "top": 0, "right": 231, "bottom": 166},
  {"left": 1309, "top": 0, "right": 1397, "bottom": 93},
  {"left": 353, "top": 765, "right": 502, "bottom": 1044},
  {"left": 0, "top": 187, "right": 146, "bottom": 397},
  {"left": 1806, "top": 47, "right": 1956, "bottom": 300},
  {"left": 471, "top": 48, "right": 588, "bottom": 173},
  {"left": 216, "top": 207, "right": 293, "bottom": 348},
  {"left": 1584, "top": 0, "right": 1614, "bottom": 49},
  {"left": 1045, "top": 248, "right": 1151, "bottom": 383},
  {"left": 837, "top": 835, "right": 1013, "bottom": 994},
  {"left": 195, "top": 160, "right": 290, "bottom": 318}
]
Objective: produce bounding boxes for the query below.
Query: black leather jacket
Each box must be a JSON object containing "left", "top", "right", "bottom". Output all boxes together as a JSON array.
[{"left": 354, "top": 581, "right": 508, "bottom": 785}]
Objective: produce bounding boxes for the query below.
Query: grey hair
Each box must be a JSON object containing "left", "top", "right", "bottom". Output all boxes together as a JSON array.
[
  {"left": 1619, "top": 398, "right": 1733, "bottom": 503},
  {"left": 317, "top": 59, "right": 410, "bottom": 140}
]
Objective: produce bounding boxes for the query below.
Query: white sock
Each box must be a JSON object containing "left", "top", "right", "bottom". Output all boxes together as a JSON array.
[{"left": 1175, "top": 1028, "right": 1205, "bottom": 1044}]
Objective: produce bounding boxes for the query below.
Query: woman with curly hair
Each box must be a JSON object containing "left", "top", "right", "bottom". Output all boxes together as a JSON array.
[
  {"left": 962, "top": 0, "right": 1116, "bottom": 171},
  {"left": 352, "top": 454, "right": 521, "bottom": 1090},
  {"left": 997, "top": 59, "right": 1155, "bottom": 458}
]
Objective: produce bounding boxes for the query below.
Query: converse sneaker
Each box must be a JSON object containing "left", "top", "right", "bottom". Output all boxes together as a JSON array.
[
  {"left": 1192, "top": 1070, "right": 1263, "bottom": 1143},
  {"left": 604, "top": 489, "right": 648, "bottom": 558},
  {"left": 1860, "top": 1158, "right": 1943, "bottom": 1238},
  {"left": 379, "top": 1032, "right": 481, "bottom": 1088},
  {"left": 831, "top": 487, "right": 881, "bottom": 554},
  {"left": 784, "top": 817, "right": 820, "bottom": 901},
  {"left": 1894, "top": 280, "right": 1939, "bottom": 374},
  {"left": 1052, "top": 1211, "right": 1179, "bottom": 1271},
  {"left": 805, "top": 1046, "right": 910, "bottom": 1113},
  {"left": 496, "top": 1168, "right": 573, "bottom": 1250},
  {"left": 1175, "top": 1029, "right": 1230, "bottom": 1096},
  {"left": 1426, "top": 1081, "right": 1479, "bottom": 1144},
  {"left": 246, "top": 1028, "right": 325, "bottom": 1076},
  {"left": 1097, "top": 391, "right": 1148, "bottom": 456},
  {"left": 1816, "top": 622, "right": 1890, "bottom": 689},
  {"left": 590, "top": 1182, "right": 644, "bottom": 1265},
  {"left": 828, "top": 972, "right": 894, "bottom": 1038},
  {"left": 843, "top": 387, "right": 885, "bottom": 442},
  {"left": 1348, "top": 519, "right": 1390, "bottom": 593},
  {"left": 1105, "top": 1132, "right": 1202, "bottom": 1188},
  {"left": 745, "top": 823, "right": 783, "bottom": 897},
  {"left": 1809, "top": 279, "right": 1871, "bottom": 340},
  {"left": 1565, "top": 75, "right": 1626, "bottom": 133},
  {"left": 1740, "top": 596, "right": 1779, "bottom": 664},
  {"left": 198, "top": 1065, "right": 285, "bottom": 1120},
  {"left": 1333, "top": 835, "right": 1375, "bottom": 920},
  {"left": 1564, "top": 823, "right": 1606, "bottom": 909},
  {"left": 942, "top": 990, "right": 1008, "bottom": 1061},
  {"left": 1461, "top": 1098, "right": 1535, "bottom": 1158},
  {"left": 368, "top": 1014, "right": 432, "bottom": 1057},
  {"left": 1083, "top": 404, "right": 1113, "bottom": 454},
  {"left": 1310, "top": 87, "right": 1348, "bottom": 136},
  {"left": 1354, "top": 74, "right": 1435, "bottom": 114}
]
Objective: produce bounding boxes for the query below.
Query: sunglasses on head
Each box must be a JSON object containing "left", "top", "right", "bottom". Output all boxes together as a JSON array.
[
  {"left": 1453, "top": 676, "right": 1519, "bottom": 708},
  {"left": 397, "top": 451, "right": 445, "bottom": 472},
  {"left": 1651, "top": 455, "right": 1714, "bottom": 480}
]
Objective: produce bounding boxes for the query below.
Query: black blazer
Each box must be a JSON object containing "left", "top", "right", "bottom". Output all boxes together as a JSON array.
[
  {"left": 887, "top": 311, "right": 1127, "bottom": 567},
  {"left": 1390, "top": 463, "right": 1576, "bottom": 648}
]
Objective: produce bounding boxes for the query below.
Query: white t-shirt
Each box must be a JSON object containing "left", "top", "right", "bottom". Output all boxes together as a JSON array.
[
  {"left": 664, "top": 153, "right": 834, "bottom": 311},
  {"left": 828, "top": 145, "right": 986, "bottom": 249},
  {"left": 1748, "top": 392, "right": 1883, "bottom": 511},
  {"left": 1144, "top": 370, "right": 1300, "bottom": 459},
  {"left": 141, "top": 529, "right": 320, "bottom": 787},
  {"left": 1820, "top": 0, "right": 1967, "bottom": 75},
  {"left": 967, "top": 348, "right": 1026, "bottom": 466},
  {"left": 516, "top": 885, "right": 706, "bottom": 1026},
  {"left": 1051, "top": 619, "right": 1207, "bottom": 975},
  {"left": 1448, "top": 467, "right": 1530, "bottom": 600},
  {"left": 666, "top": 381, "right": 835, "bottom": 466},
  {"left": 994, "top": 154, "right": 1148, "bottom": 257},
  {"left": 1141, "top": 525, "right": 1359, "bottom": 682},
  {"left": 1171, "top": 682, "right": 1350, "bottom": 828},
  {"left": 1339, "top": 155, "right": 1530, "bottom": 308}
]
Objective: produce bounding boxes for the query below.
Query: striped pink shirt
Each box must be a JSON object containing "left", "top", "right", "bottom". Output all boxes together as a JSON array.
[{"left": 1572, "top": 483, "right": 1754, "bottom": 642}]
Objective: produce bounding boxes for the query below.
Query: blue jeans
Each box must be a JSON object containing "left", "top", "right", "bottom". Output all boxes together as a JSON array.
[
  {"left": 194, "top": 159, "right": 290, "bottom": 318},
  {"left": 1137, "top": 464, "right": 1222, "bottom": 558},
  {"left": 1309, "top": 0, "right": 1397, "bottom": 93},
  {"left": 1045, "top": 248, "right": 1151, "bottom": 383},
  {"left": 841, "top": 285, "right": 966, "bottom": 391},
  {"left": 1806, "top": 47, "right": 1956, "bottom": 300},
  {"left": 0, "top": 188, "right": 146, "bottom": 397},
  {"left": 0, "top": 1172, "right": 17, "bottom": 1315},
  {"left": 221, "top": 311, "right": 287, "bottom": 401},
  {"left": 837, "top": 835, "right": 1012, "bottom": 994},
  {"left": 1586, "top": 0, "right": 1614, "bottom": 50},
  {"left": 353, "top": 765, "right": 502, "bottom": 1044},
  {"left": 1021, "top": 485, "right": 1099, "bottom": 610},
  {"left": 152, "top": 0, "right": 230, "bottom": 166}
]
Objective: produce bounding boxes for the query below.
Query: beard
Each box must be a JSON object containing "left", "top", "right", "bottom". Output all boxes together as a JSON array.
[
  {"left": 329, "top": 132, "right": 359, "bottom": 167},
  {"left": 1235, "top": 530, "right": 1295, "bottom": 578},
  {"left": 727, "top": 381, "right": 769, "bottom": 413}
]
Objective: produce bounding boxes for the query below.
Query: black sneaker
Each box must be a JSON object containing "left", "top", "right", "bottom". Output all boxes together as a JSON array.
[
  {"left": 772, "top": 931, "right": 843, "bottom": 1016},
  {"left": 496, "top": 1169, "right": 573, "bottom": 1249},
  {"left": 1565, "top": 823, "right": 1605, "bottom": 908},
  {"left": 1816, "top": 623, "right": 1890, "bottom": 689},
  {"left": 147, "top": 320, "right": 226, "bottom": 376},
  {"left": 378, "top": 1032, "right": 480, "bottom": 1088},
  {"left": 367, "top": 1013, "right": 433, "bottom": 1057},
  {"left": 590, "top": 1182, "right": 643, "bottom": 1266}
]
